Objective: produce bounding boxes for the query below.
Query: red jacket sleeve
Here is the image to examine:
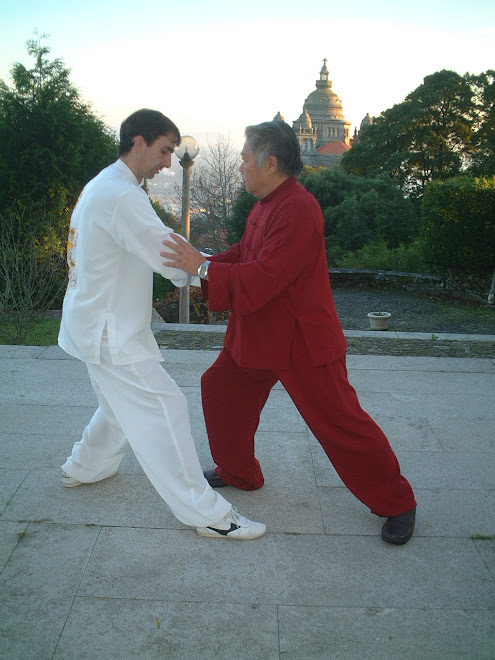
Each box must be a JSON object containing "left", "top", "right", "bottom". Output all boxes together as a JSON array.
[{"left": 200, "top": 242, "right": 241, "bottom": 301}]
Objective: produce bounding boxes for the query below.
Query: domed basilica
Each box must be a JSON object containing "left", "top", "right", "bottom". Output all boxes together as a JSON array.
[{"left": 275, "top": 59, "right": 371, "bottom": 168}]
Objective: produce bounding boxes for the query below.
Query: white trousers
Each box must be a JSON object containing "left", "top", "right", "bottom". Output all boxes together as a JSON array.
[{"left": 62, "top": 338, "right": 232, "bottom": 527}]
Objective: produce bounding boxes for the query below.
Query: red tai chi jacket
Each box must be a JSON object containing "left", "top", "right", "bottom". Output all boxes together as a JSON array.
[{"left": 202, "top": 177, "right": 347, "bottom": 369}]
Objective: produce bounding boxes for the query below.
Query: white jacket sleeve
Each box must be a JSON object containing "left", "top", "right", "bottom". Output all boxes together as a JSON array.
[{"left": 110, "top": 188, "right": 199, "bottom": 287}]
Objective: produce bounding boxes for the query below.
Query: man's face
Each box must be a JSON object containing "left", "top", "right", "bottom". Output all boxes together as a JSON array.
[
  {"left": 138, "top": 133, "right": 177, "bottom": 180},
  {"left": 239, "top": 140, "right": 267, "bottom": 199}
]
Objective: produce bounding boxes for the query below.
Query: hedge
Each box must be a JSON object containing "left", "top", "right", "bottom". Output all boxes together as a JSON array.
[{"left": 420, "top": 176, "right": 495, "bottom": 274}]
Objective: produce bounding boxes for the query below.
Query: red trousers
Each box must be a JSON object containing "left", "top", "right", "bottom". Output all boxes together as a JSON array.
[{"left": 201, "top": 332, "right": 416, "bottom": 518}]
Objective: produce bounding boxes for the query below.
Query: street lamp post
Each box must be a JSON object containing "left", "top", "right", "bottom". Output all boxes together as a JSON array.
[{"left": 175, "top": 136, "right": 199, "bottom": 324}]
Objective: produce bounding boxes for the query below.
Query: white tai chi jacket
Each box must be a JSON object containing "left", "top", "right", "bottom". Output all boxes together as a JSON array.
[{"left": 58, "top": 159, "right": 196, "bottom": 365}]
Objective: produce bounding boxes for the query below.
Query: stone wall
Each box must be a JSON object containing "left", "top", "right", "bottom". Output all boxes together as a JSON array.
[{"left": 329, "top": 268, "right": 493, "bottom": 304}]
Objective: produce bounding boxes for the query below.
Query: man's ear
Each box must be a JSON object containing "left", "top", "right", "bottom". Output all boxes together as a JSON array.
[
  {"left": 264, "top": 155, "right": 278, "bottom": 174},
  {"left": 132, "top": 135, "right": 146, "bottom": 151}
]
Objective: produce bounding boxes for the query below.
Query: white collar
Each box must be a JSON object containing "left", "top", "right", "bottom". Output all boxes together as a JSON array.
[{"left": 115, "top": 158, "right": 142, "bottom": 186}]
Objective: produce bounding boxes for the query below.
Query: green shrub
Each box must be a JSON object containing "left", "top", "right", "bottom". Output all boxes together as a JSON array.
[
  {"left": 153, "top": 272, "right": 175, "bottom": 300},
  {"left": 300, "top": 167, "right": 419, "bottom": 259},
  {"left": 0, "top": 208, "right": 68, "bottom": 344},
  {"left": 334, "top": 240, "right": 425, "bottom": 273},
  {"left": 420, "top": 176, "right": 495, "bottom": 274}
]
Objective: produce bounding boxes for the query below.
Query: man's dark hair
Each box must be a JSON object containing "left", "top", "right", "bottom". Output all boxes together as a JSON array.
[
  {"left": 118, "top": 109, "right": 181, "bottom": 156},
  {"left": 245, "top": 120, "right": 303, "bottom": 176}
]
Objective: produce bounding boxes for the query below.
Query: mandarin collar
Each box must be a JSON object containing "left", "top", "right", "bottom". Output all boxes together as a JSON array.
[
  {"left": 259, "top": 177, "right": 298, "bottom": 205},
  {"left": 115, "top": 158, "right": 142, "bottom": 186}
]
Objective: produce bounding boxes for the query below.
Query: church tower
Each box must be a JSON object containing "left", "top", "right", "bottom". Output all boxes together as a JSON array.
[
  {"left": 294, "top": 108, "right": 317, "bottom": 157},
  {"left": 292, "top": 60, "right": 352, "bottom": 167}
]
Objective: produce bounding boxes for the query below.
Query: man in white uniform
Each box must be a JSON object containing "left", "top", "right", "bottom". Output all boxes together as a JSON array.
[{"left": 58, "top": 109, "right": 265, "bottom": 540}]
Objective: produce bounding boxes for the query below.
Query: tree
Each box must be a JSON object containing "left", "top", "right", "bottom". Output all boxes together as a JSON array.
[
  {"left": 0, "top": 33, "right": 118, "bottom": 341},
  {"left": 467, "top": 70, "right": 495, "bottom": 176},
  {"left": 299, "top": 165, "right": 352, "bottom": 209},
  {"left": 184, "top": 135, "right": 243, "bottom": 253},
  {"left": 299, "top": 167, "right": 418, "bottom": 263},
  {"left": 226, "top": 189, "right": 256, "bottom": 244},
  {"left": 0, "top": 32, "right": 118, "bottom": 218},
  {"left": 150, "top": 199, "right": 181, "bottom": 234},
  {"left": 420, "top": 175, "right": 495, "bottom": 302},
  {"left": 342, "top": 70, "right": 475, "bottom": 199}
]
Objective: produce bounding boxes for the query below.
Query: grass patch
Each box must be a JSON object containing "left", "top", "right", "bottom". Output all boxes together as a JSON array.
[
  {"left": 0, "top": 318, "right": 60, "bottom": 346},
  {"left": 471, "top": 534, "right": 495, "bottom": 541}
]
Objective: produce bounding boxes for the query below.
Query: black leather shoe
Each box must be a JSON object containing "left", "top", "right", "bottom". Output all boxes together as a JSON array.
[
  {"left": 203, "top": 469, "right": 229, "bottom": 488},
  {"left": 381, "top": 508, "right": 416, "bottom": 545}
]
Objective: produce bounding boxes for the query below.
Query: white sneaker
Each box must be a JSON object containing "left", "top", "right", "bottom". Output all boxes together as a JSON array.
[
  {"left": 61, "top": 471, "right": 82, "bottom": 487},
  {"left": 61, "top": 470, "right": 117, "bottom": 488},
  {"left": 196, "top": 508, "right": 266, "bottom": 540}
]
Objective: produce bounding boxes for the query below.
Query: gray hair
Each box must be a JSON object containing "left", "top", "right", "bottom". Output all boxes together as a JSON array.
[{"left": 245, "top": 120, "right": 303, "bottom": 176}]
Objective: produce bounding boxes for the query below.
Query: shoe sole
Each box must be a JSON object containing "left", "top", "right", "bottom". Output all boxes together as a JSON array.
[
  {"left": 62, "top": 471, "right": 118, "bottom": 488},
  {"left": 381, "top": 530, "right": 414, "bottom": 545}
]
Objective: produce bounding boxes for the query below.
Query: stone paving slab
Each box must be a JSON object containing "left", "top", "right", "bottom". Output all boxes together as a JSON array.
[
  {"left": 0, "top": 520, "right": 28, "bottom": 572},
  {"left": 347, "top": 367, "right": 495, "bottom": 395},
  {"left": 0, "top": 402, "right": 95, "bottom": 435},
  {"left": 398, "top": 451, "right": 495, "bottom": 491},
  {"left": 0, "top": 345, "right": 494, "bottom": 659},
  {"left": 0, "top": 522, "right": 101, "bottom": 660},
  {"left": 0, "top": 433, "right": 82, "bottom": 470},
  {"left": 1, "top": 470, "right": 183, "bottom": 529},
  {"left": 476, "top": 539, "right": 495, "bottom": 580},
  {"left": 0, "top": 345, "right": 47, "bottom": 359},
  {"left": 358, "top": 389, "right": 493, "bottom": 420},
  {"left": 312, "top": 446, "right": 495, "bottom": 491},
  {"left": 345, "top": 354, "right": 495, "bottom": 372},
  {"left": 0, "top": 468, "right": 28, "bottom": 513},
  {"left": 277, "top": 606, "right": 495, "bottom": 660},
  {"left": 0, "top": 356, "right": 91, "bottom": 404},
  {"left": 77, "top": 528, "right": 495, "bottom": 609},
  {"left": 395, "top": 331, "right": 495, "bottom": 342},
  {"left": 317, "top": 486, "right": 495, "bottom": 538},
  {"left": 429, "top": 417, "right": 495, "bottom": 452},
  {"left": 53, "top": 598, "right": 280, "bottom": 660}
]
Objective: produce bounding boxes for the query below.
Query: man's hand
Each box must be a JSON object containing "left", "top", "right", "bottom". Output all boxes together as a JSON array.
[{"left": 161, "top": 233, "right": 205, "bottom": 276}]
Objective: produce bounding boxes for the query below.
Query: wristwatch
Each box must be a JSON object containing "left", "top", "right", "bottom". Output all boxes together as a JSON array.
[{"left": 197, "top": 260, "right": 210, "bottom": 280}]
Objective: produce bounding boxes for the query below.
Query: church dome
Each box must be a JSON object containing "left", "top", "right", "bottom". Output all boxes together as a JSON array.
[
  {"left": 303, "top": 59, "right": 345, "bottom": 121},
  {"left": 285, "top": 59, "right": 355, "bottom": 167}
]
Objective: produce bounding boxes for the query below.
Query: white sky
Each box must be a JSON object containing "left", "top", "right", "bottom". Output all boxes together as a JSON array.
[{"left": 1, "top": 0, "right": 494, "bottom": 150}]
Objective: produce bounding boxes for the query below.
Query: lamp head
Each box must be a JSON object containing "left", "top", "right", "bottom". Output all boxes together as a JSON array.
[{"left": 175, "top": 135, "right": 199, "bottom": 161}]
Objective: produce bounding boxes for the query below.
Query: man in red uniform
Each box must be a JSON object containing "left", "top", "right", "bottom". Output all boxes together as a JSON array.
[{"left": 162, "top": 120, "right": 416, "bottom": 544}]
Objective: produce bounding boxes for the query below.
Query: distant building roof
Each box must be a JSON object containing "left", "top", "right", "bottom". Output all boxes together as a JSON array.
[{"left": 316, "top": 140, "right": 351, "bottom": 155}]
